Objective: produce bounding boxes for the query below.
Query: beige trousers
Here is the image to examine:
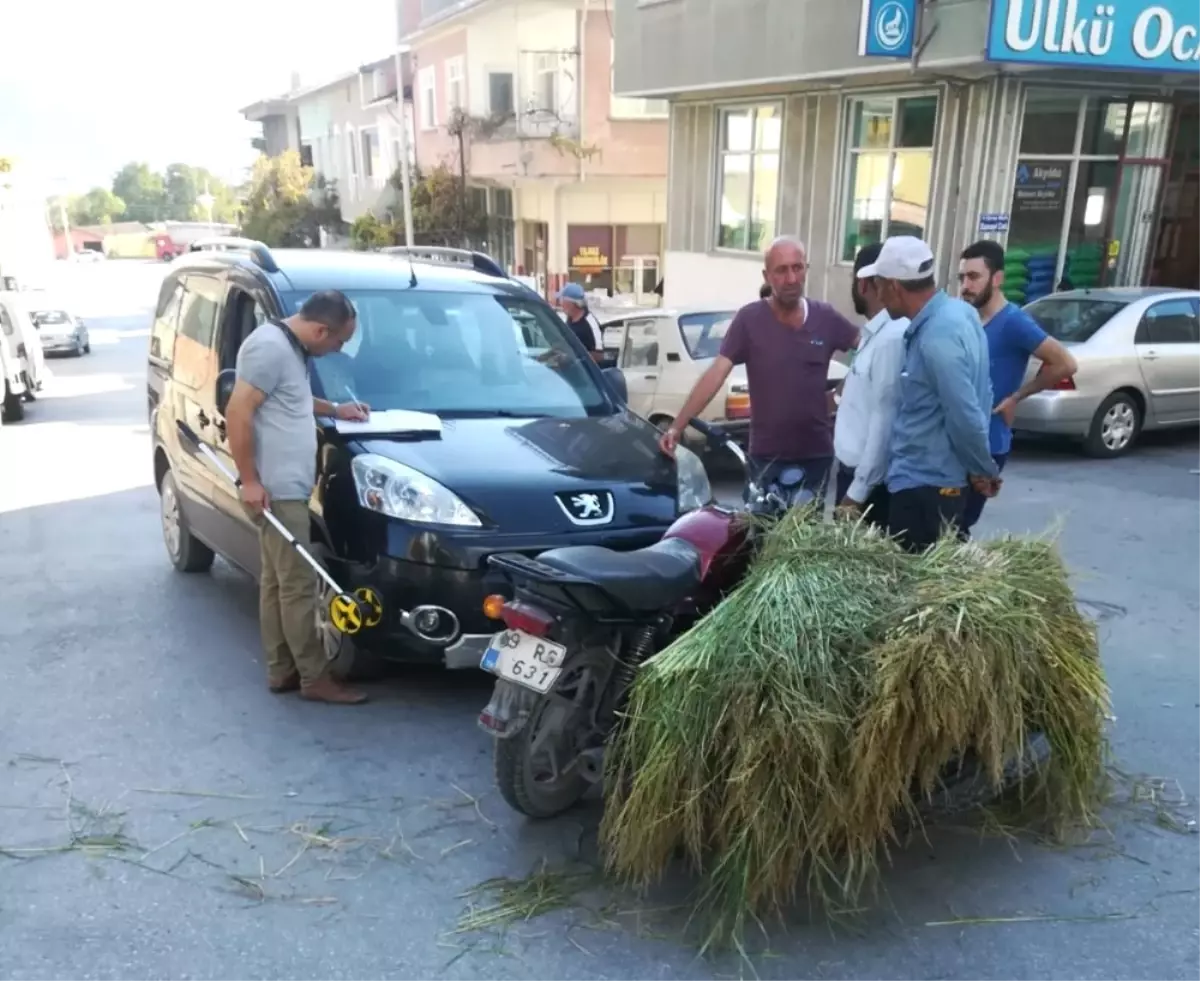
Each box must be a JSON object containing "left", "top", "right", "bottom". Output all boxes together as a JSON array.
[{"left": 258, "top": 501, "right": 328, "bottom": 685}]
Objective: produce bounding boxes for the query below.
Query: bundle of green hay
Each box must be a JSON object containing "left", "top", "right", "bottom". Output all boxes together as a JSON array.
[{"left": 601, "top": 508, "right": 1109, "bottom": 947}]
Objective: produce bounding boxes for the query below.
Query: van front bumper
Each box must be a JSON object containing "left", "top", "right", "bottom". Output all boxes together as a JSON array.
[{"left": 334, "top": 525, "right": 673, "bottom": 669}]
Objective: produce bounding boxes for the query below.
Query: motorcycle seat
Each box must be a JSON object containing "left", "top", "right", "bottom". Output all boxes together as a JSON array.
[{"left": 535, "top": 537, "right": 702, "bottom": 611}]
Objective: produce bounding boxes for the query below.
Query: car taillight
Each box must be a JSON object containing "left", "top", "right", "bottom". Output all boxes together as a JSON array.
[
  {"left": 1052, "top": 375, "right": 1076, "bottom": 391},
  {"left": 725, "top": 388, "right": 751, "bottom": 420},
  {"left": 500, "top": 600, "right": 555, "bottom": 637}
]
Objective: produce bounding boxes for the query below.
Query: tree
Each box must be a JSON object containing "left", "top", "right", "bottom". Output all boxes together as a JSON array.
[
  {"left": 349, "top": 213, "right": 395, "bottom": 251},
  {"left": 240, "top": 151, "right": 345, "bottom": 247},
  {"left": 112, "top": 162, "right": 166, "bottom": 223},
  {"left": 163, "top": 163, "right": 200, "bottom": 221},
  {"left": 390, "top": 163, "right": 486, "bottom": 247},
  {"left": 71, "top": 187, "right": 126, "bottom": 227}
]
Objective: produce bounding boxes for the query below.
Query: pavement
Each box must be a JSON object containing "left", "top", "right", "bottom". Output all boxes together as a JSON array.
[{"left": 0, "top": 260, "right": 1197, "bottom": 980}]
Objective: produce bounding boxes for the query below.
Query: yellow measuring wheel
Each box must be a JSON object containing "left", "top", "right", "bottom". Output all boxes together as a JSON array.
[
  {"left": 354, "top": 587, "right": 384, "bottom": 628},
  {"left": 328, "top": 592, "right": 366, "bottom": 635}
]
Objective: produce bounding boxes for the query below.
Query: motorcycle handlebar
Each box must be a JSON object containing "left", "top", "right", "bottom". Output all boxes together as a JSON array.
[{"left": 685, "top": 418, "right": 748, "bottom": 470}]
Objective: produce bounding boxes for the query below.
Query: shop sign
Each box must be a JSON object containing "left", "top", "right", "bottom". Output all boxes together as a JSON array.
[
  {"left": 979, "top": 212, "right": 1011, "bottom": 232},
  {"left": 1012, "top": 162, "right": 1068, "bottom": 216},
  {"left": 571, "top": 245, "right": 609, "bottom": 268},
  {"left": 567, "top": 225, "right": 613, "bottom": 270},
  {"left": 986, "top": 0, "right": 1200, "bottom": 73},
  {"left": 857, "top": 0, "right": 918, "bottom": 58}
]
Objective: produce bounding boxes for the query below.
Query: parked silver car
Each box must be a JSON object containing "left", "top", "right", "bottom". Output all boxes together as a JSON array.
[{"left": 1014, "top": 287, "right": 1199, "bottom": 457}]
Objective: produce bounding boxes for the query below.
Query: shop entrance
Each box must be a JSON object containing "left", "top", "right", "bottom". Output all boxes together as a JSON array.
[
  {"left": 1150, "top": 101, "right": 1199, "bottom": 290},
  {"left": 1005, "top": 92, "right": 1197, "bottom": 303}
]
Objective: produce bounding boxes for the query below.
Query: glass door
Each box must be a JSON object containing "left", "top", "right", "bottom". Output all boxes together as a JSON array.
[{"left": 1108, "top": 163, "right": 1167, "bottom": 286}]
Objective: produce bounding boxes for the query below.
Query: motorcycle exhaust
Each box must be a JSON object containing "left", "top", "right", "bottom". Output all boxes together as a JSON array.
[{"left": 399, "top": 605, "right": 461, "bottom": 645}]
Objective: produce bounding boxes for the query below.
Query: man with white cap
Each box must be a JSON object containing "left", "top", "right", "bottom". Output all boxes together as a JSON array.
[
  {"left": 856, "top": 236, "right": 1000, "bottom": 552},
  {"left": 556, "top": 282, "right": 604, "bottom": 362}
]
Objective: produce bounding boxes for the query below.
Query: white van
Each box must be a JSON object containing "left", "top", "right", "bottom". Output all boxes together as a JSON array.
[{"left": 0, "top": 291, "right": 47, "bottom": 407}]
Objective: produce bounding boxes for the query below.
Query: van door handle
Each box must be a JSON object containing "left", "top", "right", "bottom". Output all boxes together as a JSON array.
[
  {"left": 644, "top": 374, "right": 657, "bottom": 381},
  {"left": 1142, "top": 350, "right": 1159, "bottom": 361}
]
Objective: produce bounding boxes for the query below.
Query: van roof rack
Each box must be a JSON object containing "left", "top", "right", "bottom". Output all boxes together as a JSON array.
[
  {"left": 189, "top": 237, "right": 279, "bottom": 274},
  {"left": 380, "top": 245, "right": 507, "bottom": 280}
]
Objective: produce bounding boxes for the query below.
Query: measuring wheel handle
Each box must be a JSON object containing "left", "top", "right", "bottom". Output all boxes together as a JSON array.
[{"left": 328, "top": 592, "right": 366, "bottom": 636}]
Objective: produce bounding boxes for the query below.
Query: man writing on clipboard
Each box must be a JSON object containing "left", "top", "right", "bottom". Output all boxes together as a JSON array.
[{"left": 225, "top": 290, "right": 372, "bottom": 705}]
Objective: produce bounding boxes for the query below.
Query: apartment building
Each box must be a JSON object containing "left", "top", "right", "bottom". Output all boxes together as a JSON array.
[
  {"left": 241, "top": 55, "right": 417, "bottom": 225},
  {"left": 613, "top": 0, "right": 1199, "bottom": 314},
  {"left": 399, "top": 0, "right": 670, "bottom": 304}
]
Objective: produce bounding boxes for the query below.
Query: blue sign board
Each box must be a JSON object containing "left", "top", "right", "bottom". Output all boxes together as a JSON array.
[
  {"left": 986, "top": 0, "right": 1200, "bottom": 74},
  {"left": 979, "top": 212, "right": 1011, "bottom": 232},
  {"left": 858, "top": 0, "right": 918, "bottom": 58}
]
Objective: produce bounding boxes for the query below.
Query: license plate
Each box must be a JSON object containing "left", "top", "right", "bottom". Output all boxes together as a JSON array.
[{"left": 480, "top": 629, "right": 566, "bottom": 694}]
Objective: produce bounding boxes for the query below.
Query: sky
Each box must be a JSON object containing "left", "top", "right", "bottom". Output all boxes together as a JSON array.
[{"left": 1, "top": 0, "right": 396, "bottom": 196}]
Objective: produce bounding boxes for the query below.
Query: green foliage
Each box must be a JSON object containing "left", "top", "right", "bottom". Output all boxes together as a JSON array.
[
  {"left": 240, "top": 152, "right": 345, "bottom": 248},
  {"left": 71, "top": 187, "right": 126, "bottom": 227},
  {"left": 349, "top": 213, "right": 395, "bottom": 251},
  {"left": 385, "top": 163, "right": 487, "bottom": 246},
  {"left": 111, "top": 162, "right": 166, "bottom": 223}
]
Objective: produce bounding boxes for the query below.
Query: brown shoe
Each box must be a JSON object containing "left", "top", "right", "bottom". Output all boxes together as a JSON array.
[
  {"left": 268, "top": 672, "right": 301, "bottom": 694},
  {"left": 300, "top": 675, "right": 369, "bottom": 705}
]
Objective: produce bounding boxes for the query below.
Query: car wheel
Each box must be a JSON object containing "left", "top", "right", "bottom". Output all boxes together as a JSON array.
[
  {"left": 3, "top": 383, "right": 25, "bottom": 422},
  {"left": 311, "top": 544, "right": 387, "bottom": 682},
  {"left": 160, "top": 470, "right": 215, "bottom": 572},
  {"left": 1084, "top": 392, "right": 1142, "bottom": 458},
  {"left": 83, "top": 342, "right": 90, "bottom": 354}
]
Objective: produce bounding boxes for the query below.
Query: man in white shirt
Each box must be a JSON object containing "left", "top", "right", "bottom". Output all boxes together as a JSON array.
[{"left": 833, "top": 242, "right": 909, "bottom": 525}]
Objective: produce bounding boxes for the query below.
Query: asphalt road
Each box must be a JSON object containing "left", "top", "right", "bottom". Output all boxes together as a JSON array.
[{"left": 1, "top": 261, "right": 1197, "bottom": 981}]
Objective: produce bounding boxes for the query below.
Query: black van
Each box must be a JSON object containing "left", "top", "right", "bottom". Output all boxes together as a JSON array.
[{"left": 148, "top": 240, "right": 713, "bottom": 676}]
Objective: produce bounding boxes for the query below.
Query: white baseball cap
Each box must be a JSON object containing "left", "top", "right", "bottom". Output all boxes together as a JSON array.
[{"left": 856, "top": 236, "right": 936, "bottom": 280}]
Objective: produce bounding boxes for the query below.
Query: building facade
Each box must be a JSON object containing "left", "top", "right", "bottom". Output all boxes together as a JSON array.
[
  {"left": 400, "top": 0, "right": 670, "bottom": 303},
  {"left": 613, "top": 0, "right": 1199, "bottom": 313},
  {"left": 241, "top": 55, "right": 417, "bottom": 226}
]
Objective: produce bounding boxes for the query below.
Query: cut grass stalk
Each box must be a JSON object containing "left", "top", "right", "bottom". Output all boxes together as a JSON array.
[{"left": 601, "top": 509, "right": 1111, "bottom": 950}]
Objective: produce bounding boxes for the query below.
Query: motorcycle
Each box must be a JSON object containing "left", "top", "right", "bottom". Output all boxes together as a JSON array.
[{"left": 477, "top": 420, "right": 1050, "bottom": 819}]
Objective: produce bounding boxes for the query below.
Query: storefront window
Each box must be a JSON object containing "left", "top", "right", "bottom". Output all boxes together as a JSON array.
[
  {"left": 840, "top": 94, "right": 938, "bottom": 261},
  {"left": 1006, "top": 91, "right": 1178, "bottom": 299},
  {"left": 715, "top": 104, "right": 781, "bottom": 252}
]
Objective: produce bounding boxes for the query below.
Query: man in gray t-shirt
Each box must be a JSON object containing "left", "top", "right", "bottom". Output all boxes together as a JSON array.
[{"left": 226, "top": 290, "right": 370, "bottom": 704}]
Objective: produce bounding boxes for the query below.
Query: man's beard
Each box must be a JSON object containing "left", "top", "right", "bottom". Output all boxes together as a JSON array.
[
  {"left": 967, "top": 282, "right": 994, "bottom": 310},
  {"left": 852, "top": 290, "right": 868, "bottom": 317}
]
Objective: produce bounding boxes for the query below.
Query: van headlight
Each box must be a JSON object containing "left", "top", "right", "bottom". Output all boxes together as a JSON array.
[
  {"left": 675, "top": 445, "right": 712, "bottom": 514},
  {"left": 350, "top": 454, "right": 482, "bottom": 526}
]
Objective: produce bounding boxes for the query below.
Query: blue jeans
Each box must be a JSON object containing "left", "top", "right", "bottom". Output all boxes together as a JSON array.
[
  {"left": 746, "top": 455, "right": 833, "bottom": 503},
  {"left": 960, "top": 453, "right": 1008, "bottom": 538}
]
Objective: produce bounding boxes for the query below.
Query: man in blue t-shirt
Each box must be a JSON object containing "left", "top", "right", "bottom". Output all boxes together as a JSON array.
[{"left": 957, "top": 241, "right": 1078, "bottom": 537}]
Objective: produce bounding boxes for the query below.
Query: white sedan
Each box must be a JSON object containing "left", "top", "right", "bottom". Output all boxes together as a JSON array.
[{"left": 1014, "top": 287, "right": 1200, "bottom": 457}]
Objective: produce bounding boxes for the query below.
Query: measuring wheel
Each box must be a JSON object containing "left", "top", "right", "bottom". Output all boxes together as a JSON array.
[
  {"left": 353, "top": 587, "right": 384, "bottom": 628},
  {"left": 327, "top": 592, "right": 368, "bottom": 636}
]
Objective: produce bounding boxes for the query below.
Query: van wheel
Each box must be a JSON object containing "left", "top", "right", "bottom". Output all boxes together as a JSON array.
[
  {"left": 311, "top": 544, "right": 387, "bottom": 682},
  {"left": 3, "top": 384, "right": 25, "bottom": 422},
  {"left": 160, "top": 470, "right": 215, "bottom": 573},
  {"left": 1084, "top": 392, "right": 1141, "bottom": 458}
]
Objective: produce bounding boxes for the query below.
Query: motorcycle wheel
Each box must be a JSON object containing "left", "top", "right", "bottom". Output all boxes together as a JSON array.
[
  {"left": 917, "top": 731, "right": 1052, "bottom": 820},
  {"left": 493, "top": 656, "right": 605, "bottom": 819}
]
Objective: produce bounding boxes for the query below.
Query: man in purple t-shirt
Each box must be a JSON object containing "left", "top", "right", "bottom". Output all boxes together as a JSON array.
[{"left": 658, "top": 237, "right": 859, "bottom": 492}]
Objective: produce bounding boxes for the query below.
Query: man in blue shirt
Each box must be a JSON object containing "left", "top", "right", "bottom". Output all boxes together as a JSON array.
[
  {"left": 857, "top": 236, "right": 1000, "bottom": 552},
  {"left": 957, "top": 241, "right": 1077, "bottom": 537}
]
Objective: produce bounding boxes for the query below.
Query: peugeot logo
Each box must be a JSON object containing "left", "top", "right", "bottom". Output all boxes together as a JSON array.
[
  {"left": 555, "top": 490, "right": 614, "bottom": 526},
  {"left": 874, "top": 1, "right": 909, "bottom": 51}
]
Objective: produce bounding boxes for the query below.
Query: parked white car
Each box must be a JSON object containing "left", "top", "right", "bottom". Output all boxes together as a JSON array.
[
  {"left": 598, "top": 307, "right": 849, "bottom": 446},
  {"left": 29, "top": 304, "right": 90, "bottom": 357},
  {"left": 1, "top": 326, "right": 28, "bottom": 422},
  {"left": 1014, "top": 287, "right": 1200, "bottom": 457},
  {"left": 0, "top": 291, "right": 47, "bottom": 406}
]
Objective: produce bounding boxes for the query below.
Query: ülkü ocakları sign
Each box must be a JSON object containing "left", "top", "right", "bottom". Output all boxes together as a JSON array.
[{"left": 986, "top": 0, "right": 1200, "bottom": 73}]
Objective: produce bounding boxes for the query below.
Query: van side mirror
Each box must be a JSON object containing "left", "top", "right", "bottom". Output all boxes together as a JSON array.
[
  {"left": 215, "top": 368, "right": 236, "bottom": 416},
  {"left": 602, "top": 366, "right": 628, "bottom": 404}
]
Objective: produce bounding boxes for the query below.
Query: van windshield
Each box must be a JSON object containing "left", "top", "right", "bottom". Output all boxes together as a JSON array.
[
  {"left": 679, "top": 311, "right": 735, "bottom": 360},
  {"left": 296, "top": 290, "right": 612, "bottom": 419}
]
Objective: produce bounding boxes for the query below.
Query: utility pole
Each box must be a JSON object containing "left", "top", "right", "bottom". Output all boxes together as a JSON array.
[
  {"left": 393, "top": 46, "right": 415, "bottom": 248},
  {"left": 59, "top": 196, "right": 72, "bottom": 258}
]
